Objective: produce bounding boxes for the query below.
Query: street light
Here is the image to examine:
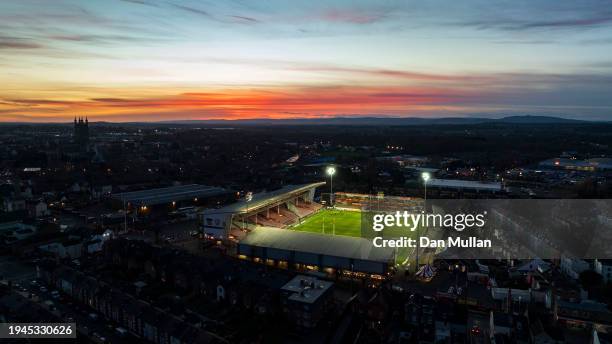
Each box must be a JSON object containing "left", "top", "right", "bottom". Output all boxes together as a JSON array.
[{"left": 326, "top": 166, "right": 336, "bottom": 207}]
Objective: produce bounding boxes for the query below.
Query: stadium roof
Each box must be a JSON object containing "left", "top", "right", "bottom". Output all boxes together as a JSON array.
[
  {"left": 203, "top": 182, "right": 325, "bottom": 215},
  {"left": 427, "top": 178, "right": 502, "bottom": 192},
  {"left": 240, "top": 226, "right": 394, "bottom": 263},
  {"left": 112, "top": 184, "right": 228, "bottom": 206}
]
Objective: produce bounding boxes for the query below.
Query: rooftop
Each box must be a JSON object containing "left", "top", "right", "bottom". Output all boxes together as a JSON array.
[
  {"left": 203, "top": 182, "right": 325, "bottom": 215},
  {"left": 240, "top": 226, "right": 394, "bottom": 263},
  {"left": 281, "top": 275, "right": 333, "bottom": 304},
  {"left": 112, "top": 184, "right": 228, "bottom": 206},
  {"left": 427, "top": 178, "right": 503, "bottom": 191}
]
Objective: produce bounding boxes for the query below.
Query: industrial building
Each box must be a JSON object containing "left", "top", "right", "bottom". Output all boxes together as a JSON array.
[
  {"left": 539, "top": 158, "right": 612, "bottom": 171},
  {"left": 111, "top": 184, "right": 231, "bottom": 216},
  {"left": 425, "top": 178, "right": 504, "bottom": 197}
]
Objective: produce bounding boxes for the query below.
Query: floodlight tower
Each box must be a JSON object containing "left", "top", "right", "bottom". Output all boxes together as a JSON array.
[
  {"left": 421, "top": 172, "right": 430, "bottom": 202},
  {"left": 416, "top": 172, "right": 431, "bottom": 272},
  {"left": 326, "top": 166, "right": 336, "bottom": 207},
  {"left": 244, "top": 191, "right": 253, "bottom": 230}
]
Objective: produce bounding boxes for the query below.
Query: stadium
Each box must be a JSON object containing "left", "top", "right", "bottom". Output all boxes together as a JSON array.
[{"left": 201, "top": 184, "right": 427, "bottom": 279}]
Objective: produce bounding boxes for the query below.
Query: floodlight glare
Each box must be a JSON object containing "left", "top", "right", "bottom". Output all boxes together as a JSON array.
[
  {"left": 421, "top": 172, "right": 431, "bottom": 182},
  {"left": 326, "top": 166, "right": 336, "bottom": 176}
]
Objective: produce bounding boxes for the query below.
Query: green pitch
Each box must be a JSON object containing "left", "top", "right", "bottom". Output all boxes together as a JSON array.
[
  {"left": 291, "top": 208, "right": 420, "bottom": 239},
  {"left": 291, "top": 208, "right": 362, "bottom": 237},
  {"left": 290, "top": 208, "right": 424, "bottom": 267}
]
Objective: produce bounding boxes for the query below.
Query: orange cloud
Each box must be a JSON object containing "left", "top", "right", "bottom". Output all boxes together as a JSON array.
[{"left": 0, "top": 85, "right": 475, "bottom": 122}]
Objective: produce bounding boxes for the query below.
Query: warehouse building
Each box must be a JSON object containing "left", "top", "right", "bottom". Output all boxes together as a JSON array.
[
  {"left": 111, "top": 184, "right": 231, "bottom": 217},
  {"left": 425, "top": 178, "right": 504, "bottom": 198}
]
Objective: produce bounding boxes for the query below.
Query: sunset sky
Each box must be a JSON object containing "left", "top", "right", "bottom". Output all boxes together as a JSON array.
[{"left": 1, "top": 0, "right": 612, "bottom": 122}]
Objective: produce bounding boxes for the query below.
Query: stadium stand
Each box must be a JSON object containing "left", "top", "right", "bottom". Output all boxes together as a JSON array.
[
  {"left": 238, "top": 227, "right": 395, "bottom": 275},
  {"left": 334, "top": 192, "right": 423, "bottom": 213},
  {"left": 201, "top": 182, "right": 325, "bottom": 239}
]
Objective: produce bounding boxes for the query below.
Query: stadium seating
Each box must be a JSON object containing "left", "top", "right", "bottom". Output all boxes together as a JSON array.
[
  {"left": 291, "top": 201, "right": 322, "bottom": 218},
  {"left": 255, "top": 214, "right": 279, "bottom": 227},
  {"left": 334, "top": 192, "right": 423, "bottom": 213},
  {"left": 230, "top": 201, "right": 326, "bottom": 230}
]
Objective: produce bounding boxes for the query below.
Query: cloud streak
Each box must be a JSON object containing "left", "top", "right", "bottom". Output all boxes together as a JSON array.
[
  {"left": 317, "top": 9, "right": 385, "bottom": 24},
  {"left": 0, "top": 36, "right": 43, "bottom": 49},
  {"left": 290, "top": 65, "right": 493, "bottom": 83},
  {"left": 459, "top": 16, "right": 612, "bottom": 31},
  {"left": 228, "top": 15, "right": 259, "bottom": 23},
  {"left": 519, "top": 16, "right": 612, "bottom": 30},
  {"left": 171, "top": 4, "right": 212, "bottom": 17}
]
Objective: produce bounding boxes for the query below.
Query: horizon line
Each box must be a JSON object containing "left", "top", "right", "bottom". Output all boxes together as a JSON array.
[{"left": 0, "top": 115, "right": 606, "bottom": 125}]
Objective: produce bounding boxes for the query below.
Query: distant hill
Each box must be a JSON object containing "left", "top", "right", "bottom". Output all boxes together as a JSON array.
[
  {"left": 0, "top": 115, "right": 596, "bottom": 126},
  {"left": 156, "top": 115, "right": 589, "bottom": 126},
  {"left": 158, "top": 117, "right": 488, "bottom": 126},
  {"left": 494, "top": 115, "right": 585, "bottom": 124}
]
